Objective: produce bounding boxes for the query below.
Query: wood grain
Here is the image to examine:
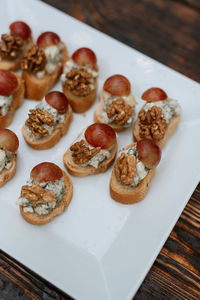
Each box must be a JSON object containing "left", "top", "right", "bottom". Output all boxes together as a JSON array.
[
  {"left": 43, "top": 0, "right": 200, "bottom": 82},
  {"left": 0, "top": 0, "right": 200, "bottom": 299},
  {"left": 0, "top": 250, "right": 73, "bottom": 299},
  {"left": 135, "top": 183, "right": 200, "bottom": 299}
]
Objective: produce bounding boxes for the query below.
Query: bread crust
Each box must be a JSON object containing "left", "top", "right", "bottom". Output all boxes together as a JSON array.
[
  {"left": 22, "top": 104, "right": 73, "bottom": 150},
  {"left": 94, "top": 89, "right": 136, "bottom": 131},
  {"left": 62, "top": 59, "right": 98, "bottom": 113},
  {"left": 63, "top": 142, "right": 117, "bottom": 177},
  {"left": 0, "top": 154, "right": 16, "bottom": 187},
  {"left": 133, "top": 102, "right": 181, "bottom": 149},
  {"left": 110, "top": 143, "right": 157, "bottom": 204},
  {"left": 19, "top": 171, "right": 73, "bottom": 225},
  {"left": 63, "top": 80, "right": 97, "bottom": 113},
  {"left": 0, "top": 37, "right": 34, "bottom": 71},
  {"left": 0, "top": 73, "right": 25, "bottom": 128},
  {"left": 22, "top": 44, "right": 68, "bottom": 100}
]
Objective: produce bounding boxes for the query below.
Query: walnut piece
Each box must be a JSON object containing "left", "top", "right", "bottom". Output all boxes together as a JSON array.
[
  {"left": 26, "top": 109, "right": 54, "bottom": 137},
  {"left": 139, "top": 106, "right": 167, "bottom": 141},
  {"left": 70, "top": 139, "right": 101, "bottom": 165},
  {"left": 106, "top": 98, "right": 133, "bottom": 125},
  {"left": 21, "top": 45, "right": 46, "bottom": 73},
  {"left": 64, "top": 67, "right": 93, "bottom": 96},
  {"left": 21, "top": 184, "right": 56, "bottom": 205},
  {"left": 0, "top": 33, "right": 24, "bottom": 60},
  {"left": 114, "top": 152, "right": 136, "bottom": 185}
]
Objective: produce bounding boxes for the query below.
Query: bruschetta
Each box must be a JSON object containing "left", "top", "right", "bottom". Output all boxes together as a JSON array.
[
  {"left": 110, "top": 139, "right": 161, "bottom": 204},
  {"left": 21, "top": 31, "right": 68, "bottom": 100},
  {"left": 133, "top": 87, "right": 181, "bottom": 148},
  {"left": 22, "top": 91, "right": 73, "bottom": 150},
  {"left": 17, "top": 162, "right": 73, "bottom": 225},
  {"left": 0, "top": 70, "right": 24, "bottom": 128},
  {"left": 0, "top": 129, "right": 19, "bottom": 187},
  {"left": 0, "top": 21, "right": 33, "bottom": 71},
  {"left": 61, "top": 47, "right": 98, "bottom": 113},
  {"left": 63, "top": 123, "right": 117, "bottom": 176},
  {"left": 95, "top": 74, "right": 136, "bottom": 131}
]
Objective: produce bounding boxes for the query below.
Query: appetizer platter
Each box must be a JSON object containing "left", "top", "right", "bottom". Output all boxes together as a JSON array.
[{"left": 0, "top": 1, "right": 200, "bottom": 300}]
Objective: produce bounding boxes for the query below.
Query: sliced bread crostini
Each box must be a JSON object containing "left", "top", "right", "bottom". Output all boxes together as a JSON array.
[
  {"left": 110, "top": 139, "right": 161, "bottom": 204},
  {"left": 94, "top": 74, "right": 136, "bottom": 131},
  {"left": 0, "top": 70, "right": 24, "bottom": 128},
  {"left": 133, "top": 87, "right": 181, "bottom": 149},
  {"left": 22, "top": 91, "right": 73, "bottom": 150},
  {"left": 0, "top": 129, "right": 19, "bottom": 187},
  {"left": 0, "top": 21, "right": 33, "bottom": 71},
  {"left": 21, "top": 31, "right": 68, "bottom": 100},
  {"left": 63, "top": 123, "right": 117, "bottom": 177},
  {"left": 61, "top": 47, "right": 98, "bottom": 113},
  {"left": 17, "top": 162, "right": 73, "bottom": 225}
]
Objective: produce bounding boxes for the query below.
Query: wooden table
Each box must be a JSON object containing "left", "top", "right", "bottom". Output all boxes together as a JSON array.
[{"left": 1, "top": 0, "right": 200, "bottom": 299}]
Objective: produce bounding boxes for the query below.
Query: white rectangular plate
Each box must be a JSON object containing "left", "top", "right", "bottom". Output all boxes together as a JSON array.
[{"left": 0, "top": 0, "right": 200, "bottom": 299}]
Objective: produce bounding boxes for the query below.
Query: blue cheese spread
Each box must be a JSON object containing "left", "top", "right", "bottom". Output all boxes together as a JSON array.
[
  {"left": 120, "top": 145, "right": 149, "bottom": 187},
  {"left": 72, "top": 129, "right": 111, "bottom": 168},
  {"left": 0, "top": 95, "right": 13, "bottom": 116},
  {"left": 36, "top": 43, "right": 64, "bottom": 79},
  {"left": 0, "top": 148, "right": 13, "bottom": 173},
  {"left": 101, "top": 91, "right": 136, "bottom": 127},
  {"left": 17, "top": 177, "right": 65, "bottom": 216},
  {"left": 144, "top": 98, "right": 181, "bottom": 124}
]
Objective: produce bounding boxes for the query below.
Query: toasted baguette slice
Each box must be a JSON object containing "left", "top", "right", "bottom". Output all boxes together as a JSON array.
[
  {"left": 110, "top": 143, "right": 156, "bottom": 204},
  {"left": 63, "top": 80, "right": 97, "bottom": 113},
  {"left": 0, "top": 37, "right": 33, "bottom": 71},
  {"left": 63, "top": 142, "right": 117, "bottom": 177},
  {"left": 0, "top": 154, "right": 16, "bottom": 187},
  {"left": 94, "top": 89, "right": 136, "bottom": 131},
  {"left": 62, "top": 59, "right": 98, "bottom": 113},
  {"left": 22, "top": 44, "right": 68, "bottom": 100},
  {"left": 94, "top": 98, "right": 123, "bottom": 131},
  {"left": 19, "top": 171, "right": 73, "bottom": 225},
  {"left": 22, "top": 104, "right": 73, "bottom": 150},
  {"left": 0, "top": 74, "right": 25, "bottom": 128},
  {"left": 133, "top": 104, "right": 180, "bottom": 149}
]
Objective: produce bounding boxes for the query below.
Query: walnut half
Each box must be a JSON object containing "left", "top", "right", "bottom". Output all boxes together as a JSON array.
[
  {"left": 21, "top": 45, "right": 46, "bottom": 73},
  {"left": 114, "top": 152, "right": 136, "bottom": 185},
  {"left": 0, "top": 33, "right": 24, "bottom": 60},
  {"left": 106, "top": 98, "right": 133, "bottom": 125},
  {"left": 21, "top": 184, "right": 56, "bottom": 205},
  {"left": 26, "top": 109, "right": 54, "bottom": 137},
  {"left": 70, "top": 140, "right": 101, "bottom": 165},
  {"left": 139, "top": 106, "right": 167, "bottom": 141},
  {"left": 64, "top": 67, "right": 93, "bottom": 96}
]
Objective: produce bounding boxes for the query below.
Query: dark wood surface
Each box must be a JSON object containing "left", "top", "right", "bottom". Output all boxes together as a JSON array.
[{"left": 1, "top": 0, "right": 200, "bottom": 299}]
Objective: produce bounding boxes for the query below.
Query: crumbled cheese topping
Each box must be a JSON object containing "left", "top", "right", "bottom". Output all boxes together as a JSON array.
[
  {"left": 101, "top": 91, "right": 136, "bottom": 127},
  {"left": 85, "top": 150, "right": 110, "bottom": 168},
  {"left": 144, "top": 98, "right": 181, "bottom": 124},
  {"left": 0, "top": 149, "right": 6, "bottom": 173},
  {"left": 34, "top": 202, "right": 57, "bottom": 215},
  {"left": 0, "top": 95, "right": 13, "bottom": 116},
  {"left": 39, "top": 177, "right": 65, "bottom": 202},
  {"left": 0, "top": 148, "right": 13, "bottom": 173},
  {"left": 26, "top": 98, "right": 66, "bottom": 141},
  {"left": 36, "top": 98, "right": 65, "bottom": 123},
  {"left": 120, "top": 145, "right": 149, "bottom": 187},
  {"left": 36, "top": 42, "right": 64, "bottom": 78},
  {"left": 61, "top": 58, "right": 98, "bottom": 85},
  {"left": 17, "top": 177, "right": 65, "bottom": 216},
  {"left": 23, "top": 206, "right": 34, "bottom": 213},
  {"left": 72, "top": 129, "right": 111, "bottom": 168}
]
